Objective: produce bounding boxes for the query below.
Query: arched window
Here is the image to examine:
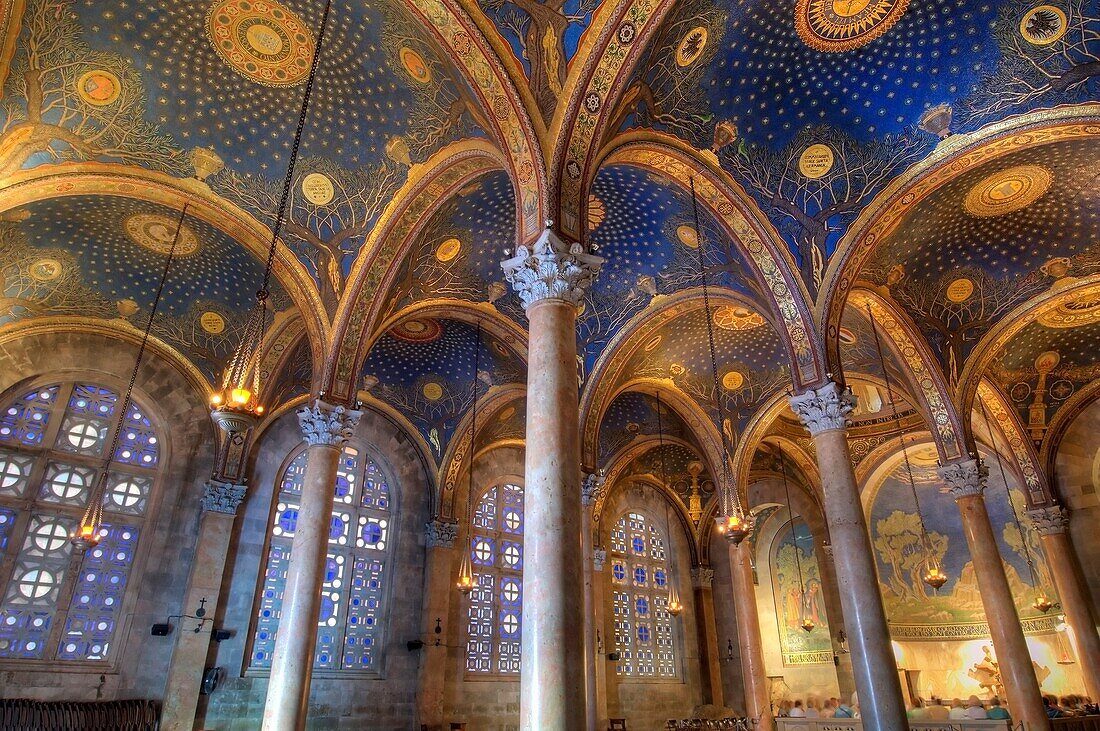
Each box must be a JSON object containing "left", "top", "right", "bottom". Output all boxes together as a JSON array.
[
  {"left": 250, "top": 444, "right": 392, "bottom": 673},
  {"left": 0, "top": 382, "right": 160, "bottom": 662},
  {"left": 465, "top": 482, "right": 523, "bottom": 675},
  {"left": 609, "top": 511, "right": 678, "bottom": 678}
]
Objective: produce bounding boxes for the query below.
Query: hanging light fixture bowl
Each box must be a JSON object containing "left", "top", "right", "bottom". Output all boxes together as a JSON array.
[
  {"left": 210, "top": 407, "right": 261, "bottom": 435},
  {"left": 923, "top": 564, "right": 948, "bottom": 590},
  {"left": 800, "top": 618, "right": 815, "bottom": 633},
  {"left": 1033, "top": 593, "right": 1055, "bottom": 613},
  {"left": 717, "top": 513, "right": 750, "bottom": 544}
]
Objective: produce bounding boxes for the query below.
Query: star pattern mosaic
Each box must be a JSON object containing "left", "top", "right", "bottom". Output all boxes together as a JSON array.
[{"left": 598, "top": 390, "right": 693, "bottom": 463}]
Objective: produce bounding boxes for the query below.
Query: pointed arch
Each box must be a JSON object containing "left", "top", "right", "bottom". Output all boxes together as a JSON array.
[{"left": 975, "top": 379, "right": 1050, "bottom": 508}]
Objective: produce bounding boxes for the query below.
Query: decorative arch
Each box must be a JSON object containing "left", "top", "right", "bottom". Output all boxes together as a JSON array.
[
  {"left": 848, "top": 288, "right": 968, "bottom": 462},
  {"left": 819, "top": 105, "right": 1100, "bottom": 378},
  {"left": 975, "top": 379, "right": 1049, "bottom": 508},
  {"left": 581, "top": 286, "right": 788, "bottom": 467},
  {"left": 372, "top": 299, "right": 528, "bottom": 364},
  {"left": 1038, "top": 379, "right": 1100, "bottom": 499},
  {"left": 595, "top": 468, "right": 702, "bottom": 570},
  {"left": 855, "top": 430, "right": 938, "bottom": 514},
  {"left": 597, "top": 133, "right": 825, "bottom": 387},
  {"left": 326, "top": 141, "right": 507, "bottom": 401},
  {"left": 0, "top": 163, "right": 328, "bottom": 357},
  {"left": 550, "top": 0, "right": 678, "bottom": 243},
  {"left": 399, "top": 0, "right": 545, "bottom": 243}
]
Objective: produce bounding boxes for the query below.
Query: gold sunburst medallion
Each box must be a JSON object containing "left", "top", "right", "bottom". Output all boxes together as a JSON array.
[
  {"left": 795, "top": 0, "right": 910, "bottom": 52},
  {"left": 964, "top": 165, "right": 1052, "bottom": 217},
  {"left": 1039, "top": 296, "right": 1100, "bottom": 329},
  {"left": 207, "top": 0, "right": 315, "bottom": 87},
  {"left": 124, "top": 214, "right": 200, "bottom": 256}
]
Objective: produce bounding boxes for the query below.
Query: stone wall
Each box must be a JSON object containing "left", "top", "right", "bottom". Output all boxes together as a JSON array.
[{"left": 1053, "top": 398, "right": 1100, "bottom": 613}]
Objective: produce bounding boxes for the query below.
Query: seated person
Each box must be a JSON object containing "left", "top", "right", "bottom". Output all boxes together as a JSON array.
[
  {"left": 1044, "top": 695, "right": 1064, "bottom": 718},
  {"left": 789, "top": 700, "right": 806, "bottom": 718},
  {"left": 907, "top": 698, "right": 927, "bottom": 720},
  {"left": 949, "top": 698, "right": 969, "bottom": 720},
  {"left": 820, "top": 698, "right": 838, "bottom": 718},
  {"left": 987, "top": 697, "right": 1011, "bottom": 721},
  {"left": 966, "top": 696, "right": 989, "bottom": 719},
  {"left": 925, "top": 697, "right": 950, "bottom": 721},
  {"left": 834, "top": 693, "right": 858, "bottom": 719},
  {"left": 805, "top": 698, "right": 821, "bottom": 718}
]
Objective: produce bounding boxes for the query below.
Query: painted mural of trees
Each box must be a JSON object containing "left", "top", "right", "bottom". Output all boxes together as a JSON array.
[
  {"left": 480, "top": 0, "right": 600, "bottom": 120},
  {"left": 721, "top": 126, "right": 926, "bottom": 291},
  {"left": 609, "top": 0, "right": 727, "bottom": 144},
  {"left": 874, "top": 509, "right": 948, "bottom": 602},
  {"left": 0, "top": 0, "right": 183, "bottom": 178},
  {"left": 214, "top": 158, "right": 403, "bottom": 311},
  {"left": 965, "top": 0, "right": 1100, "bottom": 124}
]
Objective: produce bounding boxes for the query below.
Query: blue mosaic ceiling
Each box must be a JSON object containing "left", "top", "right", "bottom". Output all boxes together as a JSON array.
[
  {"left": 0, "top": 195, "right": 289, "bottom": 381},
  {"left": 618, "top": 0, "right": 1100, "bottom": 289},
  {"left": 360, "top": 317, "right": 526, "bottom": 458},
  {"left": 1, "top": 0, "right": 485, "bottom": 306},
  {"left": 598, "top": 390, "right": 694, "bottom": 463}
]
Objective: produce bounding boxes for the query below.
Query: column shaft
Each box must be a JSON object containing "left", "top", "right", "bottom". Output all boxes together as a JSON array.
[
  {"left": 816, "top": 541, "right": 856, "bottom": 699},
  {"left": 418, "top": 520, "right": 457, "bottom": 731},
  {"left": 582, "top": 503, "right": 597, "bottom": 731},
  {"left": 262, "top": 441, "right": 340, "bottom": 730},
  {"left": 693, "top": 580, "right": 724, "bottom": 707},
  {"left": 521, "top": 297, "right": 585, "bottom": 730},
  {"left": 160, "top": 502, "right": 238, "bottom": 731},
  {"left": 593, "top": 549, "right": 609, "bottom": 730},
  {"left": 1039, "top": 530, "right": 1100, "bottom": 697},
  {"left": 801, "top": 425, "right": 908, "bottom": 730},
  {"left": 728, "top": 542, "right": 773, "bottom": 731}
]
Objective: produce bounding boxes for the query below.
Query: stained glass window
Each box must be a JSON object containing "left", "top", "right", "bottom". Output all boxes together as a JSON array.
[
  {"left": 250, "top": 444, "right": 392, "bottom": 673},
  {"left": 466, "top": 482, "right": 524, "bottom": 675},
  {"left": 0, "top": 382, "right": 157, "bottom": 662},
  {"left": 610, "top": 511, "right": 678, "bottom": 678}
]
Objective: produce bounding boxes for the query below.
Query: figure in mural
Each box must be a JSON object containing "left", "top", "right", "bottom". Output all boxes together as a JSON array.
[
  {"left": 480, "top": 0, "right": 600, "bottom": 119},
  {"left": 0, "top": 0, "right": 185, "bottom": 177}
]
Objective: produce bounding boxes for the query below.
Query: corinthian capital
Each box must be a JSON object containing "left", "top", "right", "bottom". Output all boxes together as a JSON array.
[
  {"left": 201, "top": 479, "right": 246, "bottom": 515},
  {"left": 425, "top": 518, "right": 459, "bottom": 548},
  {"left": 297, "top": 399, "right": 361, "bottom": 447},
  {"left": 938, "top": 458, "right": 988, "bottom": 500},
  {"left": 582, "top": 469, "right": 605, "bottom": 507},
  {"left": 789, "top": 381, "right": 856, "bottom": 435},
  {"left": 1027, "top": 505, "right": 1070, "bottom": 536},
  {"left": 500, "top": 226, "right": 604, "bottom": 310}
]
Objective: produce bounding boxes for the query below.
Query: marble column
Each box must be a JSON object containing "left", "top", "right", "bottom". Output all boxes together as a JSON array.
[
  {"left": 1028, "top": 505, "right": 1100, "bottom": 699},
  {"left": 728, "top": 540, "right": 772, "bottom": 731},
  {"left": 691, "top": 567, "right": 724, "bottom": 707},
  {"left": 816, "top": 541, "right": 856, "bottom": 700},
  {"left": 789, "top": 382, "right": 908, "bottom": 731},
  {"left": 502, "top": 227, "right": 602, "bottom": 731},
  {"left": 593, "top": 547, "right": 610, "bottom": 729},
  {"left": 418, "top": 519, "right": 458, "bottom": 731},
  {"left": 160, "top": 480, "right": 246, "bottom": 731},
  {"left": 582, "top": 471, "right": 603, "bottom": 731},
  {"left": 262, "top": 400, "right": 360, "bottom": 731},
  {"left": 940, "top": 459, "right": 1046, "bottom": 730}
]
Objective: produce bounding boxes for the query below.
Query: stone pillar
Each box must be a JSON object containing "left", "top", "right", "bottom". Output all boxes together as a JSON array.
[
  {"left": 582, "top": 472, "right": 603, "bottom": 731},
  {"left": 593, "top": 547, "right": 610, "bottom": 729},
  {"left": 160, "top": 480, "right": 246, "bottom": 731},
  {"left": 502, "top": 227, "right": 602, "bottom": 731},
  {"left": 816, "top": 541, "right": 856, "bottom": 699},
  {"left": 262, "top": 400, "right": 360, "bottom": 731},
  {"left": 1028, "top": 505, "right": 1100, "bottom": 699},
  {"left": 692, "top": 567, "right": 724, "bottom": 707},
  {"left": 418, "top": 519, "right": 458, "bottom": 731},
  {"left": 789, "top": 382, "right": 908, "bottom": 731},
  {"left": 940, "top": 459, "right": 1047, "bottom": 730},
  {"left": 728, "top": 541, "right": 772, "bottom": 731}
]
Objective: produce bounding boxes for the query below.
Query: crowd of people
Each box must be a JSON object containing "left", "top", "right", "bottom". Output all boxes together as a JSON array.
[{"left": 774, "top": 693, "right": 1099, "bottom": 722}]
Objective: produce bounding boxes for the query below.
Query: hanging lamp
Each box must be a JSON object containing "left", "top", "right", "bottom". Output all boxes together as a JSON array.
[
  {"left": 775, "top": 441, "right": 814, "bottom": 633},
  {"left": 211, "top": 0, "right": 333, "bottom": 434},
  {"left": 976, "top": 400, "right": 1052, "bottom": 613},
  {"left": 655, "top": 392, "right": 683, "bottom": 617},
  {"left": 72, "top": 204, "right": 188, "bottom": 550},
  {"left": 687, "top": 177, "right": 749, "bottom": 544},
  {"left": 865, "top": 305, "right": 947, "bottom": 591},
  {"left": 456, "top": 322, "right": 482, "bottom": 595}
]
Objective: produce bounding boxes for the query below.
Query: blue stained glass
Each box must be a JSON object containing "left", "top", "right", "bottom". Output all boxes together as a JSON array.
[
  {"left": 319, "top": 596, "right": 336, "bottom": 622},
  {"left": 279, "top": 508, "right": 299, "bottom": 534},
  {"left": 280, "top": 452, "right": 308, "bottom": 494},
  {"left": 0, "top": 387, "right": 58, "bottom": 446},
  {"left": 68, "top": 385, "right": 117, "bottom": 417},
  {"left": 329, "top": 515, "right": 345, "bottom": 540},
  {"left": 635, "top": 597, "right": 649, "bottom": 616},
  {"left": 361, "top": 522, "right": 382, "bottom": 545},
  {"left": 634, "top": 567, "right": 647, "bottom": 585},
  {"left": 324, "top": 558, "right": 339, "bottom": 582},
  {"left": 632, "top": 536, "right": 645, "bottom": 554},
  {"left": 0, "top": 609, "right": 52, "bottom": 658},
  {"left": 637, "top": 625, "right": 651, "bottom": 643},
  {"left": 654, "top": 569, "right": 667, "bottom": 588},
  {"left": 0, "top": 508, "right": 14, "bottom": 551},
  {"left": 612, "top": 563, "right": 626, "bottom": 581},
  {"left": 114, "top": 407, "right": 158, "bottom": 467},
  {"left": 335, "top": 474, "right": 351, "bottom": 498}
]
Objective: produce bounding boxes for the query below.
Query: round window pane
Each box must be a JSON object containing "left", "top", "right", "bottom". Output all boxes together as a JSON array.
[
  {"left": 48, "top": 469, "right": 87, "bottom": 499},
  {"left": 18, "top": 568, "right": 56, "bottom": 599},
  {"left": 33, "top": 521, "right": 70, "bottom": 552},
  {"left": 502, "top": 544, "right": 521, "bottom": 568},
  {"left": 65, "top": 420, "right": 101, "bottom": 450},
  {"left": 473, "top": 539, "right": 492, "bottom": 562},
  {"left": 0, "top": 458, "right": 24, "bottom": 488},
  {"left": 111, "top": 480, "right": 143, "bottom": 507}
]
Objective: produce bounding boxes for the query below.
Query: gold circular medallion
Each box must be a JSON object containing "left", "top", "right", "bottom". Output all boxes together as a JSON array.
[
  {"left": 713, "top": 305, "right": 766, "bottom": 331},
  {"left": 497, "top": 405, "right": 516, "bottom": 422},
  {"left": 301, "top": 172, "right": 335, "bottom": 205},
  {"left": 1020, "top": 5, "right": 1068, "bottom": 45},
  {"left": 200, "top": 311, "right": 226, "bottom": 334},
  {"left": 400, "top": 47, "right": 432, "bottom": 83},
  {"left": 1035, "top": 350, "right": 1061, "bottom": 373},
  {"left": 28, "top": 258, "right": 63, "bottom": 282},
  {"left": 1039, "top": 295, "right": 1100, "bottom": 328},
  {"left": 946, "top": 278, "right": 974, "bottom": 303},
  {"left": 207, "top": 0, "right": 315, "bottom": 87},
  {"left": 124, "top": 213, "right": 200, "bottom": 256},
  {"left": 838, "top": 327, "right": 858, "bottom": 346},
  {"left": 676, "top": 224, "right": 699, "bottom": 249},
  {"left": 644, "top": 334, "right": 663, "bottom": 352},
  {"left": 76, "top": 70, "right": 122, "bottom": 107},
  {"left": 422, "top": 382, "right": 444, "bottom": 401},
  {"left": 675, "top": 27, "right": 708, "bottom": 67},
  {"left": 436, "top": 237, "right": 462, "bottom": 262},
  {"left": 964, "top": 164, "right": 1053, "bottom": 217},
  {"left": 722, "top": 370, "right": 745, "bottom": 390},
  {"left": 795, "top": 0, "right": 909, "bottom": 52},
  {"left": 799, "top": 144, "right": 835, "bottom": 179}
]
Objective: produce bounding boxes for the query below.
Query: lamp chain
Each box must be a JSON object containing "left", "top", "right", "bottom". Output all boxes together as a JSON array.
[{"left": 776, "top": 441, "right": 806, "bottom": 596}]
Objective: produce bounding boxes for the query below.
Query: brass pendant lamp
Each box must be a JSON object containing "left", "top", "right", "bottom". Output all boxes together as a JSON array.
[{"left": 456, "top": 322, "right": 482, "bottom": 595}]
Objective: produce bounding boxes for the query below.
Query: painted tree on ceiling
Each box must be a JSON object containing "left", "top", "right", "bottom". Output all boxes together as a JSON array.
[{"left": 0, "top": 0, "right": 183, "bottom": 178}]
